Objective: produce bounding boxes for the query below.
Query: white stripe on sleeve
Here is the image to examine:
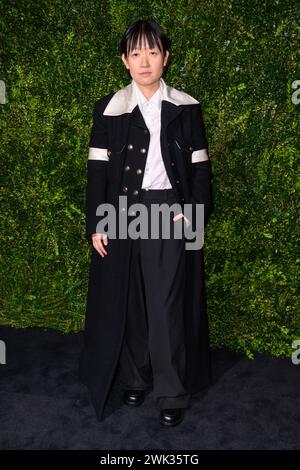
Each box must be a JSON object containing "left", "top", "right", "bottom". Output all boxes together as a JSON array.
[
  {"left": 191, "top": 148, "right": 209, "bottom": 163},
  {"left": 88, "top": 147, "right": 109, "bottom": 161}
]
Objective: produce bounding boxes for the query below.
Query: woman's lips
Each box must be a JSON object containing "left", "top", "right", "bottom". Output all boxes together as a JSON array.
[{"left": 140, "top": 72, "right": 151, "bottom": 75}]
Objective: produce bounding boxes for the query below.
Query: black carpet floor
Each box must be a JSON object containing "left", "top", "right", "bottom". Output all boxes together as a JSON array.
[{"left": 0, "top": 325, "right": 299, "bottom": 450}]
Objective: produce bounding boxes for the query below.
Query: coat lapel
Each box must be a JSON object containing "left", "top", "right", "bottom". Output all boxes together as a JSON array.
[{"left": 103, "top": 76, "right": 198, "bottom": 125}]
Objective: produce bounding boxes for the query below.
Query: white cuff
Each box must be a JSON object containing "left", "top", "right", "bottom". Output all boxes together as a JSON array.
[
  {"left": 88, "top": 147, "right": 109, "bottom": 161},
  {"left": 191, "top": 148, "right": 209, "bottom": 163}
]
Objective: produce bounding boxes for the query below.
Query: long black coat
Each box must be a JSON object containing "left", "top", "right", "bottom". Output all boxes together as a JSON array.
[{"left": 78, "top": 77, "right": 214, "bottom": 421}]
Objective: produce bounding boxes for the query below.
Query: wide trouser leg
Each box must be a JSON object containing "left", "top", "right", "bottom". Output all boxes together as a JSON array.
[
  {"left": 119, "top": 236, "right": 153, "bottom": 391},
  {"left": 119, "top": 189, "right": 190, "bottom": 410}
]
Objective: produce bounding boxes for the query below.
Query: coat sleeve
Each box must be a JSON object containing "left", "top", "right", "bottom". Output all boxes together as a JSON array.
[
  {"left": 85, "top": 99, "right": 109, "bottom": 241},
  {"left": 189, "top": 103, "right": 214, "bottom": 228}
]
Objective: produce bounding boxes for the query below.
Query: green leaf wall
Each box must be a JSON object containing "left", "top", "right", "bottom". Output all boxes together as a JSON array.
[{"left": 1, "top": 0, "right": 299, "bottom": 358}]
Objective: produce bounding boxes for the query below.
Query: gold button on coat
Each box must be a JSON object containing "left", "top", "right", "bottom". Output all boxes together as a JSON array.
[
  {"left": 140, "top": 148, "right": 146, "bottom": 154},
  {"left": 122, "top": 186, "right": 128, "bottom": 192},
  {"left": 127, "top": 144, "right": 133, "bottom": 150}
]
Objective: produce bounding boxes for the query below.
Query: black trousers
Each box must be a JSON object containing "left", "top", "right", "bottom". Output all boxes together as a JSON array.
[{"left": 119, "top": 188, "right": 191, "bottom": 410}]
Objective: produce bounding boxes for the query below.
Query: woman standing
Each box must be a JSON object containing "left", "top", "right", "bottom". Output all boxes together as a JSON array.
[{"left": 79, "top": 19, "right": 214, "bottom": 427}]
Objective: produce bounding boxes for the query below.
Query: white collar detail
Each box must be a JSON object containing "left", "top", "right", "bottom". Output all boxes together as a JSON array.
[{"left": 103, "top": 77, "right": 199, "bottom": 116}]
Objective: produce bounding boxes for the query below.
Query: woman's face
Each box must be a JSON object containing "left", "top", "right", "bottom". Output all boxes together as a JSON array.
[{"left": 121, "top": 36, "right": 169, "bottom": 87}]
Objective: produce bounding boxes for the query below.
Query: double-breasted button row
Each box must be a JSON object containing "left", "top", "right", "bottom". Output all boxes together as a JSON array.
[
  {"left": 122, "top": 186, "right": 139, "bottom": 196},
  {"left": 124, "top": 166, "right": 143, "bottom": 175},
  {"left": 126, "top": 144, "right": 147, "bottom": 154},
  {"left": 170, "top": 161, "right": 183, "bottom": 198}
]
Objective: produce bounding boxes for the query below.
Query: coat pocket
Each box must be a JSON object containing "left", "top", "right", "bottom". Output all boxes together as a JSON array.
[
  {"left": 174, "top": 139, "right": 194, "bottom": 154},
  {"left": 109, "top": 143, "right": 126, "bottom": 158}
]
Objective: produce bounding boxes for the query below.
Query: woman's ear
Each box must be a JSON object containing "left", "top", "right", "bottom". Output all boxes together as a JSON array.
[
  {"left": 164, "top": 50, "right": 170, "bottom": 67},
  {"left": 121, "top": 53, "right": 129, "bottom": 70}
]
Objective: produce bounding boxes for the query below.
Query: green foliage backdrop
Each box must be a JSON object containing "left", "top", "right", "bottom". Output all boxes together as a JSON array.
[{"left": 0, "top": 0, "right": 299, "bottom": 358}]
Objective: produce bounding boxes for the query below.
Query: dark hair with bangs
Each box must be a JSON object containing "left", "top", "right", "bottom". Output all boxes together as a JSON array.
[{"left": 119, "top": 19, "right": 171, "bottom": 59}]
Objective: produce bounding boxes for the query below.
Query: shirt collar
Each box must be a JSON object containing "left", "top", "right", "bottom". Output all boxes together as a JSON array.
[{"left": 132, "top": 78, "right": 162, "bottom": 113}]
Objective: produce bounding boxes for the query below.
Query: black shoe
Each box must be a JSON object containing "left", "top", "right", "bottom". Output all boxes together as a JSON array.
[
  {"left": 123, "top": 389, "right": 146, "bottom": 406},
  {"left": 160, "top": 408, "right": 185, "bottom": 427}
]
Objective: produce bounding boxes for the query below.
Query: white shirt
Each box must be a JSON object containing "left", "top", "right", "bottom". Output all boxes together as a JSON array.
[{"left": 132, "top": 79, "right": 172, "bottom": 190}]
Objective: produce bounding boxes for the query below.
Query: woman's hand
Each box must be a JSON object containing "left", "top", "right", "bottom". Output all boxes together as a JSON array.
[
  {"left": 173, "top": 213, "right": 191, "bottom": 227},
  {"left": 91, "top": 233, "right": 109, "bottom": 257}
]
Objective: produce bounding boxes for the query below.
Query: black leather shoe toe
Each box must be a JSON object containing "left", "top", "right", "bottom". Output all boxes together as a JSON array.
[
  {"left": 160, "top": 408, "right": 184, "bottom": 427},
  {"left": 123, "top": 389, "right": 146, "bottom": 406}
]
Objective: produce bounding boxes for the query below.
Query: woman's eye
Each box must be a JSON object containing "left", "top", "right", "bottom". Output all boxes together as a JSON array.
[{"left": 131, "top": 51, "right": 158, "bottom": 56}]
